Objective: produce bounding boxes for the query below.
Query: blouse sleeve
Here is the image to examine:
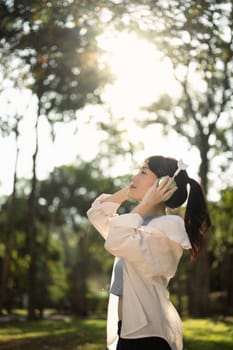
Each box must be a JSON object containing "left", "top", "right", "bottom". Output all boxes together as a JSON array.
[
  {"left": 86, "top": 194, "right": 121, "bottom": 239},
  {"left": 104, "top": 214, "right": 187, "bottom": 279}
]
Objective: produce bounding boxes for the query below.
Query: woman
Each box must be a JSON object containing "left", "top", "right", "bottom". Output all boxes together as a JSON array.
[{"left": 87, "top": 155, "right": 211, "bottom": 350}]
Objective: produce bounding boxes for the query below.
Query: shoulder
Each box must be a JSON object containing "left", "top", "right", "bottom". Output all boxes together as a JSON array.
[
  {"left": 145, "top": 215, "right": 191, "bottom": 249},
  {"left": 148, "top": 214, "right": 185, "bottom": 231},
  {"left": 152, "top": 214, "right": 184, "bottom": 225}
]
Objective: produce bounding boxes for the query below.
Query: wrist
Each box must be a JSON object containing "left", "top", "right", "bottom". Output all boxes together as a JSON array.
[
  {"left": 131, "top": 202, "right": 151, "bottom": 217},
  {"left": 119, "top": 186, "right": 130, "bottom": 202},
  {"left": 101, "top": 186, "right": 129, "bottom": 204}
]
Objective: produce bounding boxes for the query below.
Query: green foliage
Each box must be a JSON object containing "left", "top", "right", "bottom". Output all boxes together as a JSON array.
[
  {"left": 1, "top": 162, "right": 232, "bottom": 317},
  {"left": 210, "top": 188, "right": 233, "bottom": 254},
  {"left": 134, "top": 0, "right": 233, "bottom": 192},
  {"left": 37, "top": 160, "right": 127, "bottom": 312},
  {"left": 0, "top": 0, "right": 232, "bottom": 319},
  {"left": 208, "top": 187, "right": 233, "bottom": 313},
  {"left": 0, "top": 0, "right": 114, "bottom": 124}
]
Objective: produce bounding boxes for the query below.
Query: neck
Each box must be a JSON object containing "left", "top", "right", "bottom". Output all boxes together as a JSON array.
[
  {"left": 146, "top": 204, "right": 166, "bottom": 217},
  {"left": 131, "top": 201, "right": 166, "bottom": 218}
]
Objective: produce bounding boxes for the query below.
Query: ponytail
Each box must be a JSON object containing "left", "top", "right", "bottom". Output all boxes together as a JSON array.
[
  {"left": 146, "top": 155, "right": 211, "bottom": 259},
  {"left": 184, "top": 178, "right": 211, "bottom": 260}
]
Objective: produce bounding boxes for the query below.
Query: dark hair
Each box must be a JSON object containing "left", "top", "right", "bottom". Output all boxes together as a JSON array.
[{"left": 147, "top": 155, "right": 211, "bottom": 259}]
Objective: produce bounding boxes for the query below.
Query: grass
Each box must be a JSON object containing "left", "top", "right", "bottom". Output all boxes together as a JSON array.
[
  {"left": 0, "top": 314, "right": 232, "bottom": 350},
  {"left": 183, "top": 317, "right": 233, "bottom": 350},
  {"left": 0, "top": 316, "right": 106, "bottom": 350}
]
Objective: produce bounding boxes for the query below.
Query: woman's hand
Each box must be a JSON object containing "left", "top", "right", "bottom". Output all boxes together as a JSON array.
[
  {"left": 142, "top": 176, "right": 177, "bottom": 206},
  {"left": 100, "top": 185, "right": 130, "bottom": 204},
  {"left": 131, "top": 177, "right": 177, "bottom": 217}
]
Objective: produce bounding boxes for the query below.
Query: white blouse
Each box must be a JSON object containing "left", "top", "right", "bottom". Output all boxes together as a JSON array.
[{"left": 87, "top": 194, "right": 191, "bottom": 350}]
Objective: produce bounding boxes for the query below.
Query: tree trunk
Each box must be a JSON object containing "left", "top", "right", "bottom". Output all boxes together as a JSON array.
[
  {"left": 222, "top": 252, "right": 233, "bottom": 314},
  {"left": 27, "top": 111, "right": 40, "bottom": 320},
  {"left": 38, "top": 225, "right": 50, "bottom": 320},
  {"left": 188, "top": 248, "right": 210, "bottom": 316},
  {"left": 0, "top": 241, "right": 13, "bottom": 313},
  {"left": 72, "top": 233, "right": 88, "bottom": 316},
  {"left": 0, "top": 121, "right": 20, "bottom": 312},
  {"left": 188, "top": 133, "right": 210, "bottom": 317}
]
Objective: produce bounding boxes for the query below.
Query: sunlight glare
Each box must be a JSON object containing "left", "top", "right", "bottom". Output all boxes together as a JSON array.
[{"left": 99, "top": 32, "right": 180, "bottom": 115}]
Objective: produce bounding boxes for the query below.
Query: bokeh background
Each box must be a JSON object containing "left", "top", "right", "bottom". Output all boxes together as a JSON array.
[{"left": 0, "top": 1, "right": 232, "bottom": 349}]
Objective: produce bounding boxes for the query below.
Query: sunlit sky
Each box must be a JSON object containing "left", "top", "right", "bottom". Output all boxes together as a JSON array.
[
  {"left": 0, "top": 32, "right": 225, "bottom": 201},
  {"left": 100, "top": 32, "right": 181, "bottom": 113}
]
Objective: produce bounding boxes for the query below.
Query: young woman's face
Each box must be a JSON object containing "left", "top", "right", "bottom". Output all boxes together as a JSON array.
[{"left": 128, "top": 161, "right": 157, "bottom": 200}]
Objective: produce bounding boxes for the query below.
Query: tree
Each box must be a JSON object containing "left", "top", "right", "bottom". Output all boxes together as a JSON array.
[
  {"left": 0, "top": 110, "right": 21, "bottom": 312},
  {"left": 37, "top": 160, "right": 118, "bottom": 315},
  {"left": 209, "top": 188, "right": 233, "bottom": 314},
  {"left": 0, "top": 192, "right": 29, "bottom": 313},
  {"left": 126, "top": 0, "right": 233, "bottom": 317},
  {"left": 2, "top": 0, "right": 231, "bottom": 318},
  {"left": 0, "top": 0, "right": 113, "bottom": 319}
]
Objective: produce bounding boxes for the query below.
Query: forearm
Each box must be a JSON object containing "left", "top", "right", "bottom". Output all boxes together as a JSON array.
[
  {"left": 87, "top": 193, "right": 122, "bottom": 239},
  {"left": 101, "top": 187, "right": 129, "bottom": 205}
]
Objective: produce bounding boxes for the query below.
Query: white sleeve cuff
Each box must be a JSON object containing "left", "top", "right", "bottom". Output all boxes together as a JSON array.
[
  {"left": 110, "top": 213, "right": 144, "bottom": 229},
  {"left": 88, "top": 193, "right": 121, "bottom": 216}
]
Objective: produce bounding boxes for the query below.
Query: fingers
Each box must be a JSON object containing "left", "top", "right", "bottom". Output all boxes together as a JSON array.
[
  {"left": 163, "top": 185, "right": 177, "bottom": 201},
  {"left": 157, "top": 176, "right": 172, "bottom": 189},
  {"left": 157, "top": 176, "right": 177, "bottom": 201}
]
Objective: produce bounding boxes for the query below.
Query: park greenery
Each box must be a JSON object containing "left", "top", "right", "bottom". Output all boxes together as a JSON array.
[
  {"left": 0, "top": 0, "right": 232, "bottom": 348},
  {"left": 0, "top": 314, "right": 232, "bottom": 350}
]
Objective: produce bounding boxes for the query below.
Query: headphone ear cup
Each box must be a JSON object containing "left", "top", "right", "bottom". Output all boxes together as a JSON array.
[
  {"left": 158, "top": 176, "right": 177, "bottom": 201},
  {"left": 158, "top": 176, "right": 177, "bottom": 189}
]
